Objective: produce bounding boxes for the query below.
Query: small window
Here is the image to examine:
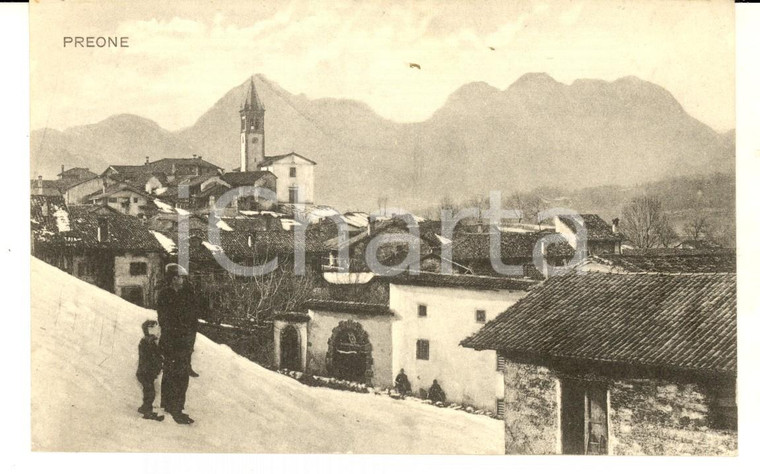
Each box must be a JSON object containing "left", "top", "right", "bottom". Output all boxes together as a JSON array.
[
  {"left": 416, "top": 339, "right": 429, "bottom": 360},
  {"left": 496, "top": 354, "right": 506, "bottom": 372},
  {"left": 77, "top": 261, "right": 93, "bottom": 276},
  {"left": 289, "top": 167, "right": 297, "bottom": 178},
  {"left": 129, "top": 262, "right": 148, "bottom": 276},
  {"left": 418, "top": 304, "right": 427, "bottom": 317},
  {"left": 496, "top": 398, "right": 505, "bottom": 417},
  {"left": 476, "top": 309, "right": 486, "bottom": 323},
  {"left": 121, "top": 286, "right": 144, "bottom": 306},
  {"left": 133, "top": 197, "right": 139, "bottom": 203},
  {"left": 108, "top": 197, "right": 117, "bottom": 203}
]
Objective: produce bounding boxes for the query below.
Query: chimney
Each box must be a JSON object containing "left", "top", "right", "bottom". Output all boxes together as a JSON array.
[
  {"left": 209, "top": 195, "right": 216, "bottom": 209},
  {"left": 612, "top": 218, "right": 619, "bottom": 234},
  {"left": 145, "top": 156, "right": 150, "bottom": 165},
  {"left": 60, "top": 164, "right": 64, "bottom": 177},
  {"left": 368, "top": 217, "right": 375, "bottom": 236},
  {"left": 171, "top": 163, "right": 177, "bottom": 176},
  {"left": 37, "top": 175, "right": 43, "bottom": 191},
  {"left": 102, "top": 176, "right": 108, "bottom": 194},
  {"left": 539, "top": 240, "right": 549, "bottom": 279},
  {"left": 97, "top": 217, "right": 109, "bottom": 242}
]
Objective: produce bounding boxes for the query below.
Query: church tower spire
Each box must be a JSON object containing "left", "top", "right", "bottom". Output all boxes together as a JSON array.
[{"left": 240, "top": 77, "right": 265, "bottom": 171}]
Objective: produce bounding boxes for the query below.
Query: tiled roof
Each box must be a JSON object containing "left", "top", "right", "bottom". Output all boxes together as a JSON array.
[
  {"left": 54, "top": 205, "right": 164, "bottom": 252},
  {"left": 461, "top": 273, "right": 736, "bottom": 374},
  {"left": 273, "top": 311, "right": 311, "bottom": 323},
  {"left": 258, "top": 152, "right": 317, "bottom": 167},
  {"left": 219, "top": 171, "right": 275, "bottom": 187},
  {"left": 151, "top": 215, "right": 329, "bottom": 264},
  {"left": 558, "top": 214, "right": 620, "bottom": 241},
  {"left": 381, "top": 271, "right": 537, "bottom": 291},
  {"left": 583, "top": 252, "right": 736, "bottom": 274},
  {"left": 148, "top": 157, "right": 223, "bottom": 173},
  {"left": 450, "top": 231, "right": 576, "bottom": 260},
  {"left": 305, "top": 299, "right": 393, "bottom": 316},
  {"left": 30, "top": 195, "right": 68, "bottom": 235},
  {"left": 86, "top": 182, "right": 152, "bottom": 201}
]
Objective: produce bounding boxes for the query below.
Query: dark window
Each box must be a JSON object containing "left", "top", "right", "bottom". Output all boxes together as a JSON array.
[
  {"left": 129, "top": 262, "right": 148, "bottom": 276},
  {"left": 476, "top": 309, "right": 486, "bottom": 323},
  {"left": 416, "top": 339, "right": 429, "bottom": 360},
  {"left": 561, "top": 380, "right": 608, "bottom": 455},
  {"left": 418, "top": 304, "right": 427, "bottom": 317},
  {"left": 288, "top": 186, "right": 298, "bottom": 203},
  {"left": 289, "top": 167, "right": 297, "bottom": 178},
  {"left": 108, "top": 198, "right": 117, "bottom": 203},
  {"left": 121, "top": 286, "right": 144, "bottom": 306},
  {"left": 133, "top": 197, "right": 139, "bottom": 203},
  {"left": 496, "top": 398, "right": 505, "bottom": 418},
  {"left": 77, "top": 261, "right": 93, "bottom": 276}
]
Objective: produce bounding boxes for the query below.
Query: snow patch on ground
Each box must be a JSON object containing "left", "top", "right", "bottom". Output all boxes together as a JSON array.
[{"left": 30, "top": 257, "right": 502, "bottom": 453}]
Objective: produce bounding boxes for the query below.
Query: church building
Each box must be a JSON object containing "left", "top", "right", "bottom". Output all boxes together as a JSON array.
[{"left": 239, "top": 78, "right": 316, "bottom": 205}]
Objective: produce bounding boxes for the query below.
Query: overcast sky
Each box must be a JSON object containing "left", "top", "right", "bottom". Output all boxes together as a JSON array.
[{"left": 30, "top": 0, "right": 735, "bottom": 132}]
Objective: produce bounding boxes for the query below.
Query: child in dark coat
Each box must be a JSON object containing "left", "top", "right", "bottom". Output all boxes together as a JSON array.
[{"left": 136, "top": 319, "right": 164, "bottom": 421}]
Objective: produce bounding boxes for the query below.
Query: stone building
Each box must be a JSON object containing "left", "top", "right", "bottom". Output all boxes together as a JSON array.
[
  {"left": 462, "top": 272, "right": 737, "bottom": 455},
  {"left": 283, "top": 272, "right": 535, "bottom": 411},
  {"left": 554, "top": 214, "right": 622, "bottom": 256},
  {"left": 31, "top": 197, "right": 166, "bottom": 308}
]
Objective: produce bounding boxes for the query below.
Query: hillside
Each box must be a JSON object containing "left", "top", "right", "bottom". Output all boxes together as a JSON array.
[
  {"left": 30, "top": 258, "right": 502, "bottom": 453},
  {"left": 31, "top": 73, "right": 734, "bottom": 211}
]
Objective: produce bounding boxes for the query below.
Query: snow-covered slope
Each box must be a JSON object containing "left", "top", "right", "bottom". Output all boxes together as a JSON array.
[{"left": 30, "top": 258, "right": 503, "bottom": 453}]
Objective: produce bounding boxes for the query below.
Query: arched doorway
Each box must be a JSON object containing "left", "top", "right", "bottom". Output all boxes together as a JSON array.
[
  {"left": 326, "top": 320, "right": 373, "bottom": 384},
  {"left": 280, "top": 325, "right": 301, "bottom": 371}
]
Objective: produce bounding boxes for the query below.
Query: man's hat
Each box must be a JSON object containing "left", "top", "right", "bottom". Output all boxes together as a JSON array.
[
  {"left": 141, "top": 319, "right": 158, "bottom": 336},
  {"left": 165, "top": 263, "right": 188, "bottom": 279}
]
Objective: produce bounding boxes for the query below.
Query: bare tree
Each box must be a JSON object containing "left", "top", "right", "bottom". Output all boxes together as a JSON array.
[
  {"left": 655, "top": 214, "right": 679, "bottom": 248},
  {"left": 506, "top": 192, "right": 543, "bottom": 224},
  {"left": 684, "top": 213, "right": 711, "bottom": 242},
  {"left": 621, "top": 195, "right": 669, "bottom": 249}
]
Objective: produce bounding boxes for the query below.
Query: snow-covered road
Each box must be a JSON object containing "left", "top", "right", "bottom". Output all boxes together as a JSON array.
[{"left": 30, "top": 258, "right": 503, "bottom": 453}]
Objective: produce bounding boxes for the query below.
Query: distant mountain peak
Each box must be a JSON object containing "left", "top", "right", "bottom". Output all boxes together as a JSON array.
[{"left": 510, "top": 72, "right": 560, "bottom": 88}]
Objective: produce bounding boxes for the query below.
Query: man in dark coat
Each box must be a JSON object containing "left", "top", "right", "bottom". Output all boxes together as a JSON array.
[
  {"left": 428, "top": 379, "right": 446, "bottom": 404},
  {"left": 394, "top": 368, "right": 412, "bottom": 399},
  {"left": 157, "top": 263, "right": 197, "bottom": 424}
]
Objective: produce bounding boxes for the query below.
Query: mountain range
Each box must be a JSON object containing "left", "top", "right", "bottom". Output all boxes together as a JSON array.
[{"left": 31, "top": 73, "right": 735, "bottom": 211}]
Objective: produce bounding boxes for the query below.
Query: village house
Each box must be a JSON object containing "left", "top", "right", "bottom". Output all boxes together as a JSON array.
[
  {"left": 148, "top": 211, "right": 329, "bottom": 277},
  {"left": 439, "top": 229, "right": 577, "bottom": 278},
  {"left": 31, "top": 196, "right": 166, "bottom": 308},
  {"left": 239, "top": 78, "right": 316, "bottom": 205},
  {"left": 194, "top": 170, "right": 278, "bottom": 212},
  {"left": 85, "top": 181, "right": 157, "bottom": 217},
  {"left": 279, "top": 272, "right": 535, "bottom": 411},
  {"left": 461, "top": 272, "right": 737, "bottom": 455},
  {"left": 554, "top": 213, "right": 622, "bottom": 256},
  {"left": 31, "top": 167, "right": 103, "bottom": 204}
]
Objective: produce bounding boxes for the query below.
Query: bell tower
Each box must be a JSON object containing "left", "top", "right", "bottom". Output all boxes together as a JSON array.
[{"left": 240, "top": 77, "right": 265, "bottom": 172}]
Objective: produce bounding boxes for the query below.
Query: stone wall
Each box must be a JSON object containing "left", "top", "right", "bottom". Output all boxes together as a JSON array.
[
  {"left": 502, "top": 360, "right": 560, "bottom": 454},
  {"left": 609, "top": 379, "right": 737, "bottom": 456},
  {"left": 500, "top": 359, "right": 738, "bottom": 455},
  {"left": 198, "top": 321, "right": 274, "bottom": 367}
]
